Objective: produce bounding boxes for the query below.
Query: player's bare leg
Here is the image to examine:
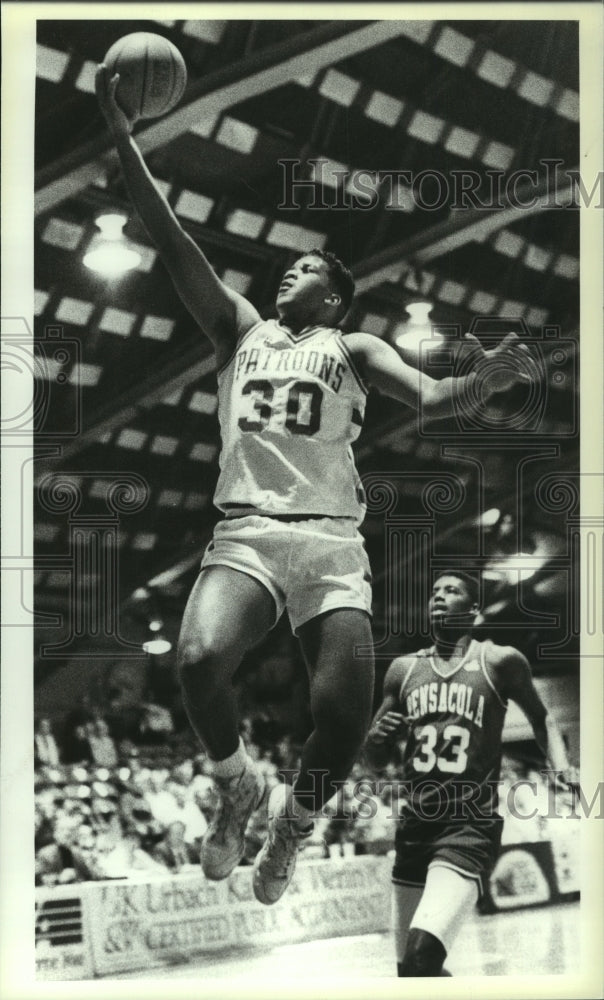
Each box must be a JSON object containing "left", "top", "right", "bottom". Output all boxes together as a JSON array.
[
  {"left": 253, "top": 608, "right": 374, "bottom": 903},
  {"left": 296, "top": 608, "right": 375, "bottom": 806},
  {"left": 177, "top": 566, "right": 275, "bottom": 879}
]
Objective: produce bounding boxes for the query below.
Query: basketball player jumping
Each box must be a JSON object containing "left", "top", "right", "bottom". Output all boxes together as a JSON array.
[
  {"left": 96, "top": 66, "right": 534, "bottom": 906},
  {"left": 365, "top": 570, "right": 578, "bottom": 976}
]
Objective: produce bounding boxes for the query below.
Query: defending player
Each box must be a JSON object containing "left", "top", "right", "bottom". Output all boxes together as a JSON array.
[
  {"left": 365, "top": 571, "right": 578, "bottom": 976},
  {"left": 96, "top": 66, "right": 534, "bottom": 907}
]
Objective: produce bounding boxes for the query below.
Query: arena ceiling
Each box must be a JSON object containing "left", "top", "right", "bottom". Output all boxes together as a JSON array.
[{"left": 32, "top": 17, "right": 580, "bottom": 685}]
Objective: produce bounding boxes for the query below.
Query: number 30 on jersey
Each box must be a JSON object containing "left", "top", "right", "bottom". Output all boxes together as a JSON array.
[{"left": 238, "top": 379, "right": 323, "bottom": 436}]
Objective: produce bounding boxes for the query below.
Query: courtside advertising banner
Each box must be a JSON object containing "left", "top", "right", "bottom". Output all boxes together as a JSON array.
[
  {"left": 35, "top": 882, "right": 93, "bottom": 980},
  {"left": 86, "top": 857, "right": 391, "bottom": 975}
]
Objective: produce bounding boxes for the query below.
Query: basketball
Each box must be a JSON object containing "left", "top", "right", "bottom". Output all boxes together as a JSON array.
[{"left": 103, "top": 32, "right": 187, "bottom": 121}]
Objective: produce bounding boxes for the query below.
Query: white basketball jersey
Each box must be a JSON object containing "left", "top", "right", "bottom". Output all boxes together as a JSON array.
[{"left": 214, "top": 319, "right": 368, "bottom": 522}]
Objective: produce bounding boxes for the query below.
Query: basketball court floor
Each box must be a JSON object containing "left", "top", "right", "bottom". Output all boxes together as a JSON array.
[{"left": 111, "top": 901, "right": 579, "bottom": 980}]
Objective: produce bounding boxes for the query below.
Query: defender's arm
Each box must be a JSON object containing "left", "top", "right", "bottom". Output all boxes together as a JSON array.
[
  {"left": 364, "top": 657, "right": 411, "bottom": 770},
  {"left": 493, "top": 648, "right": 577, "bottom": 783}
]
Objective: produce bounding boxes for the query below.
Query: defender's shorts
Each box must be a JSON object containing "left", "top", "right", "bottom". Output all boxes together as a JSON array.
[
  {"left": 200, "top": 514, "right": 373, "bottom": 633},
  {"left": 392, "top": 816, "right": 504, "bottom": 897}
]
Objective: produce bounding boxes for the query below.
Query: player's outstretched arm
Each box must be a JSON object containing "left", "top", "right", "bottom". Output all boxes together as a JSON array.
[
  {"left": 346, "top": 330, "right": 532, "bottom": 420},
  {"left": 95, "top": 65, "right": 260, "bottom": 364},
  {"left": 364, "top": 657, "right": 410, "bottom": 770},
  {"left": 492, "top": 647, "right": 578, "bottom": 787}
]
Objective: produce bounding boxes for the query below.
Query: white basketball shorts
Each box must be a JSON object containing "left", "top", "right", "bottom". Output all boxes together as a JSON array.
[{"left": 200, "top": 514, "right": 373, "bottom": 633}]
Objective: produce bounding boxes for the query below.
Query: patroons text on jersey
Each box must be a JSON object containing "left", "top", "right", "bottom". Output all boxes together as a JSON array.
[{"left": 234, "top": 345, "right": 346, "bottom": 394}]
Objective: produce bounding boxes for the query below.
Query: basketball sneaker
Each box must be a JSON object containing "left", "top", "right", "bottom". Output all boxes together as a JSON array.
[
  {"left": 252, "top": 783, "right": 314, "bottom": 905},
  {"left": 201, "top": 758, "right": 267, "bottom": 881}
]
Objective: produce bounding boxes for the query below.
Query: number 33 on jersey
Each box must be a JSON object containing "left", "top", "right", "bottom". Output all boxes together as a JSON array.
[
  {"left": 397, "top": 640, "right": 509, "bottom": 810},
  {"left": 214, "top": 319, "right": 368, "bottom": 521}
]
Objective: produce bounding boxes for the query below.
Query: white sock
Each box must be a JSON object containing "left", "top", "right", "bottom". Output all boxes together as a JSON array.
[
  {"left": 212, "top": 738, "right": 248, "bottom": 779},
  {"left": 290, "top": 794, "right": 315, "bottom": 828}
]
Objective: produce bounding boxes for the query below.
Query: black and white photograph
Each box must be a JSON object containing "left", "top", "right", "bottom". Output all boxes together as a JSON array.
[{"left": 1, "top": 4, "right": 603, "bottom": 997}]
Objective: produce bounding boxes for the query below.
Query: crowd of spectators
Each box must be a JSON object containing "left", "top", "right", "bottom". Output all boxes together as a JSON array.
[{"left": 34, "top": 710, "right": 577, "bottom": 887}]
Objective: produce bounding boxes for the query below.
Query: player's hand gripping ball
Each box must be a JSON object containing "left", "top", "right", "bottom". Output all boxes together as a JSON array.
[{"left": 103, "top": 32, "right": 187, "bottom": 122}]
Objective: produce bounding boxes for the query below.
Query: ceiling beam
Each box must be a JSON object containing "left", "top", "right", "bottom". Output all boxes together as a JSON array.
[
  {"left": 353, "top": 175, "right": 578, "bottom": 295},
  {"left": 34, "top": 177, "right": 576, "bottom": 483},
  {"left": 35, "top": 20, "right": 407, "bottom": 216},
  {"left": 33, "top": 350, "right": 216, "bottom": 485}
]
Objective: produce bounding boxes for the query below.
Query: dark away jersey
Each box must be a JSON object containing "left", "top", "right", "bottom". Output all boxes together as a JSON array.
[{"left": 396, "top": 639, "right": 508, "bottom": 827}]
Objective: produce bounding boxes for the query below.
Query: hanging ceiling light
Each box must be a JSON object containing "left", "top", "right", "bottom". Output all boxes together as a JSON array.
[
  {"left": 488, "top": 551, "right": 548, "bottom": 584},
  {"left": 83, "top": 212, "right": 141, "bottom": 276},
  {"left": 405, "top": 301, "right": 433, "bottom": 324},
  {"left": 142, "top": 633, "right": 172, "bottom": 655},
  {"left": 142, "top": 617, "right": 172, "bottom": 654},
  {"left": 394, "top": 300, "right": 442, "bottom": 352},
  {"left": 479, "top": 507, "right": 502, "bottom": 528}
]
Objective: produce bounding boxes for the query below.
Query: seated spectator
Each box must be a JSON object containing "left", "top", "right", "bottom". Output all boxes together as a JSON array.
[
  {"left": 144, "top": 768, "right": 178, "bottom": 827},
  {"left": 152, "top": 821, "right": 198, "bottom": 872},
  {"left": 70, "top": 822, "right": 95, "bottom": 863},
  {"left": 191, "top": 753, "right": 213, "bottom": 786},
  {"left": 353, "top": 780, "right": 395, "bottom": 854},
  {"left": 190, "top": 759, "right": 216, "bottom": 822},
  {"left": 35, "top": 773, "right": 67, "bottom": 824},
  {"left": 35, "top": 800, "right": 55, "bottom": 852},
  {"left": 70, "top": 824, "right": 105, "bottom": 881},
  {"left": 34, "top": 718, "right": 61, "bottom": 767},
  {"left": 257, "top": 749, "right": 280, "bottom": 783},
  {"left": 94, "top": 819, "right": 167, "bottom": 879},
  {"left": 116, "top": 776, "right": 156, "bottom": 832},
  {"left": 90, "top": 796, "right": 123, "bottom": 843},
  {"left": 239, "top": 716, "right": 254, "bottom": 747},
  {"left": 105, "top": 668, "right": 152, "bottom": 745},
  {"left": 90, "top": 768, "right": 120, "bottom": 804},
  {"left": 53, "top": 766, "right": 94, "bottom": 827},
  {"left": 117, "top": 743, "right": 150, "bottom": 782},
  {"left": 85, "top": 718, "right": 119, "bottom": 768},
  {"left": 61, "top": 765, "right": 92, "bottom": 801},
  {"left": 35, "top": 813, "right": 98, "bottom": 886},
  {"left": 499, "top": 757, "right": 545, "bottom": 844},
  {"left": 138, "top": 702, "right": 174, "bottom": 745},
  {"left": 172, "top": 759, "right": 195, "bottom": 786},
  {"left": 165, "top": 780, "right": 208, "bottom": 847},
  {"left": 61, "top": 696, "right": 95, "bottom": 764},
  {"left": 272, "top": 734, "right": 300, "bottom": 771}
]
